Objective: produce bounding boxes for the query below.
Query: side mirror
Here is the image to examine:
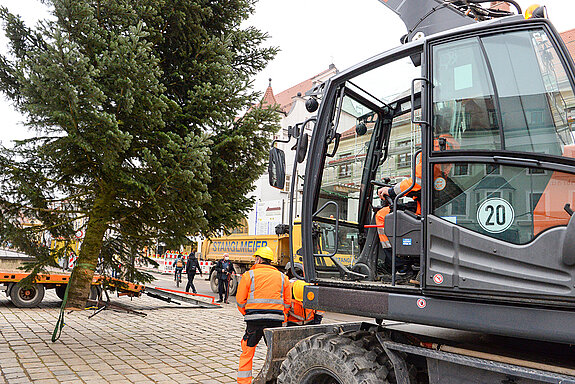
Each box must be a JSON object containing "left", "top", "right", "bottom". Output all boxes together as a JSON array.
[
  {"left": 305, "top": 98, "right": 319, "bottom": 113},
  {"left": 355, "top": 122, "right": 367, "bottom": 136},
  {"left": 296, "top": 133, "right": 309, "bottom": 163},
  {"left": 268, "top": 147, "right": 286, "bottom": 189}
]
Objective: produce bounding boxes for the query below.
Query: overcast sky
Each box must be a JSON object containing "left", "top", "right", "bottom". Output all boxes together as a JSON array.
[{"left": 1, "top": 0, "right": 574, "bottom": 146}]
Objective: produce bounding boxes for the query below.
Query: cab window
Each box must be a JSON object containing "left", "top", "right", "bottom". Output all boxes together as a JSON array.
[
  {"left": 432, "top": 162, "right": 574, "bottom": 244},
  {"left": 432, "top": 29, "right": 575, "bottom": 158}
]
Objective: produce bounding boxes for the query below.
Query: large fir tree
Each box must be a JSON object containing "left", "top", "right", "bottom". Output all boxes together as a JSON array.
[{"left": 0, "top": 0, "right": 279, "bottom": 309}]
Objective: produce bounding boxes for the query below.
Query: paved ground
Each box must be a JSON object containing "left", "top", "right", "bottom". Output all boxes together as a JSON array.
[{"left": 0, "top": 272, "right": 367, "bottom": 383}]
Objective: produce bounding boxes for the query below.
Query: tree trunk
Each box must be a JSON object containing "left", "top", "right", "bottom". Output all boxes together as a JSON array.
[{"left": 65, "top": 192, "right": 112, "bottom": 310}]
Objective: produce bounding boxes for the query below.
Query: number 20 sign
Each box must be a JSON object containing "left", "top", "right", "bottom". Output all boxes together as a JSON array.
[{"left": 477, "top": 198, "right": 515, "bottom": 234}]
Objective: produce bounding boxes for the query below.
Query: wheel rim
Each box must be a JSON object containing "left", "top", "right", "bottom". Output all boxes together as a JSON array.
[
  {"left": 18, "top": 287, "right": 37, "bottom": 301},
  {"left": 300, "top": 368, "right": 343, "bottom": 384}
]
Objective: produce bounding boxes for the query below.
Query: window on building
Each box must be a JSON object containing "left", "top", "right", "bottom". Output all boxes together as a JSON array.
[
  {"left": 396, "top": 139, "right": 411, "bottom": 148},
  {"left": 527, "top": 167, "right": 546, "bottom": 175},
  {"left": 454, "top": 163, "right": 469, "bottom": 176},
  {"left": 397, "top": 153, "right": 411, "bottom": 168},
  {"left": 485, "top": 163, "right": 501, "bottom": 175},
  {"left": 282, "top": 175, "right": 291, "bottom": 193},
  {"left": 452, "top": 193, "right": 467, "bottom": 215},
  {"left": 530, "top": 192, "right": 543, "bottom": 212},
  {"left": 339, "top": 164, "right": 352, "bottom": 178}
]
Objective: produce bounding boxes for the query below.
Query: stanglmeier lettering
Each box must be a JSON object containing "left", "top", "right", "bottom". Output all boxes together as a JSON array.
[{"left": 211, "top": 240, "right": 270, "bottom": 256}]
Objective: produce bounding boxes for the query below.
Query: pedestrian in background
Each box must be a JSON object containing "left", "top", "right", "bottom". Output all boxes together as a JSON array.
[
  {"left": 185, "top": 252, "right": 202, "bottom": 293},
  {"left": 215, "top": 253, "right": 234, "bottom": 303},
  {"left": 173, "top": 254, "right": 185, "bottom": 283},
  {"left": 236, "top": 246, "right": 290, "bottom": 384}
]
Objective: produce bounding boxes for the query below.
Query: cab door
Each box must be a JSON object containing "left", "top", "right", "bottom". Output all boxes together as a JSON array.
[{"left": 425, "top": 23, "right": 575, "bottom": 301}]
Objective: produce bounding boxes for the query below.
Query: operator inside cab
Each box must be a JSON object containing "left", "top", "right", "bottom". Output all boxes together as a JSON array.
[{"left": 374, "top": 121, "right": 459, "bottom": 284}]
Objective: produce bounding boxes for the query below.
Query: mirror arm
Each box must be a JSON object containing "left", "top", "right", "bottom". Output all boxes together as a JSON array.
[{"left": 326, "top": 133, "right": 341, "bottom": 158}]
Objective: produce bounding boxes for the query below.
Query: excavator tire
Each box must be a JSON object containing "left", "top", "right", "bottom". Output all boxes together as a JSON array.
[{"left": 277, "top": 331, "right": 391, "bottom": 384}]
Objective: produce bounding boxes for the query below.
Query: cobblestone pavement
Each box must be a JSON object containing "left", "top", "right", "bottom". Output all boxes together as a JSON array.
[{"left": 0, "top": 275, "right": 367, "bottom": 383}]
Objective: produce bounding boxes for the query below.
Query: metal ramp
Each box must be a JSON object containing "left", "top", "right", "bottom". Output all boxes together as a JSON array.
[{"left": 145, "top": 286, "right": 221, "bottom": 308}]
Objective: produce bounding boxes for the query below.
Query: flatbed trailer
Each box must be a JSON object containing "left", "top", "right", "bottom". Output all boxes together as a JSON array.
[
  {"left": 0, "top": 254, "right": 222, "bottom": 310},
  {"left": 0, "top": 270, "right": 145, "bottom": 308}
]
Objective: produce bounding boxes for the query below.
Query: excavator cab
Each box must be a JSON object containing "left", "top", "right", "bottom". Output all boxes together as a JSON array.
[{"left": 282, "top": 16, "right": 575, "bottom": 341}]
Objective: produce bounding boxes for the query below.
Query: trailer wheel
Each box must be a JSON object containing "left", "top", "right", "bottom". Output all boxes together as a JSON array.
[
  {"left": 10, "top": 283, "right": 45, "bottom": 308},
  {"left": 210, "top": 270, "right": 218, "bottom": 293},
  {"left": 278, "top": 332, "right": 390, "bottom": 384},
  {"left": 55, "top": 285, "right": 66, "bottom": 300}
]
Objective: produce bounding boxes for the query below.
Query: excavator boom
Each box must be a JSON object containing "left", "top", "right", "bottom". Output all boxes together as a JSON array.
[{"left": 376, "top": 0, "right": 522, "bottom": 42}]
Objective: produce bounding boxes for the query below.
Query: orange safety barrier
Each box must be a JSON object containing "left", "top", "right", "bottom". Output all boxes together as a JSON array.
[{"left": 152, "top": 286, "right": 218, "bottom": 305}]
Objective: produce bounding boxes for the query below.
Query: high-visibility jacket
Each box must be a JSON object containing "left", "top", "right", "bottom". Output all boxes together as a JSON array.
[
  {"left": 236, "top": 264, "right": 291, "bottom": 322},
  {"left": 286, "top": 299, "right": 316, "bottom": 325},
  {"left": 390, "top": 134, "right": 460, "bottom": 207},
  {"left": 378, "top": 135, "right": 459, "bottom": 245}
]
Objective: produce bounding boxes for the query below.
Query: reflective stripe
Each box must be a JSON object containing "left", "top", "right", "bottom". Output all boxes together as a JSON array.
[
  {"left": 237, "top": 370, "right": 252, "bottom": 378},
  {"left": 244, "top": 313, "right": 285, "bottom": 321},
  {"left": 380, "top": 240, "right": 391, "bottom": 248},
  {"left": 237, "top": 302, "right": 246, "bottom": 308},
  {"left": 249, "top": 270, "right": 255, "bottom": 300},
  {"left": 290, "top": 312, "right": 305, "bottom": 320},
  {"left": 415, "top": 177, "right": 422, "bottom": 186},
  {"left": 280, "top": 273, "right": 284, "bottom": 300},
  {"left": 284, "top": 303, "right": 291, "bottom": 308},
  {"left": 246, "top": 298, "right": 284, "bottom": 305}
]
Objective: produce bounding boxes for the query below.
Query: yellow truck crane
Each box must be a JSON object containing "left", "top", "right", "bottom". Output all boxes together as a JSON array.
[{"left": 258, "top": 1, "right": 575, "bottom": 383}]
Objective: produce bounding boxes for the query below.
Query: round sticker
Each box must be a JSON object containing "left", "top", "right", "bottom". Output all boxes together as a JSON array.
[
  {"left": 75, "top": 230, "right": 84, "bottom": 239},
  {"left": 434, "top": 177, "right": 446, "bottom": 191},
  {"left": 433, "top": 273, "right": 443, "bottom": 285},
  {"left": 477, "top": 198, "right": 515, "bottom": 234},
  {"left": 416, "top": 298, "right": 426, "bottom": 308}
]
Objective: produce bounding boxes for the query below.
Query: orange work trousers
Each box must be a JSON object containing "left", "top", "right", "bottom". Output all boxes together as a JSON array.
[
  {"left": 238, "top": 320, "right": 282, "bottom": 383},
  {"left": 375, "top": 206, "right": 392, "bottom": 247},
  {"left": 238, "top": 339, "right": 256, "bottom": 384}
]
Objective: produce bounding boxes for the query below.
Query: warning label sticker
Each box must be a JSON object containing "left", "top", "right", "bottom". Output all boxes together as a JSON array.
[{"left": 433, "top": 273, "right": 443, "bottom": 284}]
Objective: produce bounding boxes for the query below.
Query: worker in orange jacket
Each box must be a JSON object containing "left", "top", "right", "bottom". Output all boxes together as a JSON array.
[
  {"left": 375, "top": 135, "right": 459, "bottom": 280},
  {"left": 376, "top": 134, "right": 459, "bottom": 247},
  {"left": 236, "top": 246, "right": 291, "bottom": 384},
  {"left": 286, "top": 280, "right": 323, "bottom": 326}
]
